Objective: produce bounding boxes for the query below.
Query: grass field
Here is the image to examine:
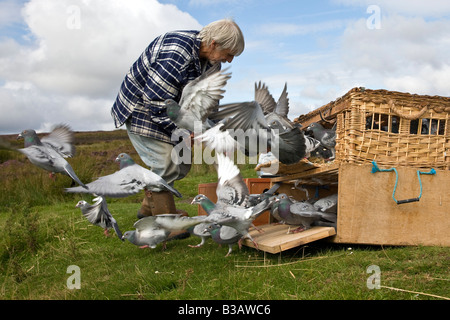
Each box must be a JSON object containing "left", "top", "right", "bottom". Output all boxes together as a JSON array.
[{"left": 0, "top": 129, "right": 449, "bottom": 301}]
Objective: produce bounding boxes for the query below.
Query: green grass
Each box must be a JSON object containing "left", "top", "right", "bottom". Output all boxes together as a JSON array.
[{"left": 0, "top": 130, "right": 449, "bottom": 300}]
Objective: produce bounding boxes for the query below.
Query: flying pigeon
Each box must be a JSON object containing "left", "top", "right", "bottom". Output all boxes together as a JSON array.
[
  {"left": 275, "top": 193, "right": 336, "bottom": 232},
  {"left": 199, "top": 83, "right": 307, "bottom": 165},
  {"left": 17, "top": 127, "right": 87, "bottom": 189},
  {"left": 306, "top": 122, "right": 336, "bottom": 160},
  {"left": 207, "top": 223, "right": 242, "bottom": 257},
  {"left": 122, "top": 214, "right": 209, "bottom": 249},
  {"left": 165, "top": 65, "right": 231, "bottom": 132},
  {"left": 75, "top": 196, "right": 123, "bottom": 240},
  {"left": 215, "top": 151, "right": 249, "bottom": 206},
  {"left": 65, "top": 153, "right": 181, "bottom": 198},
  {"left": 256, "top": 82, "right": 294, "bottom": 132}
]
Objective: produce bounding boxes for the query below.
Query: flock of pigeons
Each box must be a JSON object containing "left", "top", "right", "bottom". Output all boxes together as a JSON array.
[{"left": 11, "top": 66, "right": 338, "bottom": 257}]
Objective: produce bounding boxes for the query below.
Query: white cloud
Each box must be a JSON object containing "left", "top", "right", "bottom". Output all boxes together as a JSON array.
[
  {"left": 0, "top": 0, "right": 201, "bottom": 134},
  {"left": 334, "top": 0, "right": 450, "bottom": 18},
  {"left": 340, "top": 14, "right": 450, "bottom": 96}
]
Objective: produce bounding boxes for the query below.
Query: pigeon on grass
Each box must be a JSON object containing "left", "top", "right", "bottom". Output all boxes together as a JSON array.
[
  {"left": 207, "top": 223, "right": 242, "bottom": 257},
  {"left": 75, "top": 196, "right": 123, "bottom": 240},
  {"left": 65, "top": 153, "right": 181, "bottom": 198},
  {"left": 17, "top": 126, "right": 87, "bottom": 189},
  {"left": 122, "top": 214, "right": 209, "bottom": 250}
]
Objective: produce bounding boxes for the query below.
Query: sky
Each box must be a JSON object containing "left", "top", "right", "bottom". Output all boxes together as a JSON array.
[{"left": 1, "top": 0, "right": 450, "bottom": 134}]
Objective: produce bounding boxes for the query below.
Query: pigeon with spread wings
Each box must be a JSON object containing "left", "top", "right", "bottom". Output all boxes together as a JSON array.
[
  {"left": 17, "top": 126, "right": 87, "bottom": 189},
  {"left": 65, "top": 153, "right": 181, "bottom": 198},
  {"left": 75, "top": 196, "right": 123, "bottom": 240},
  {"left": 198, "top": 83, "right": 312, "bottom": 164}
]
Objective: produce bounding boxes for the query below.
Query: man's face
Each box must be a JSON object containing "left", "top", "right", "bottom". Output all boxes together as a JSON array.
[{"left": 208, "top": 41, "right": 235, "bottom": 63}]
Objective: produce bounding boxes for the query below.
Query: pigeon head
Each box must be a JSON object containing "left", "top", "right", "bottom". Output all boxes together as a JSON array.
[
  {"left": 191, "top": 194, "right": 216, "bottom": 215},
  {"left": 17, "top": 129, "right": 41, "bottom": 147},
  {"left": 75, "top": 200, "right": 88, "bottom": 209},
  {"left": 191, "top": 194, "right": 209, "bottom": 205},
  {"left": 164, "top": 99, "right": 180, "bottom": 121},
  {"left": 275, "top": 193, "right": 292, "bottom": 219},
  {"left": 205, "top": 223, "right": 222, "bottom": 237},
  {"left": 306, "top": 122, "right": 324, "bottom": 133},
  {"left": 115, "top": 153, "right": 135, "bottom": 169},
  {"left": 121, "top": 231, "right": 136, "bottom": 243}
]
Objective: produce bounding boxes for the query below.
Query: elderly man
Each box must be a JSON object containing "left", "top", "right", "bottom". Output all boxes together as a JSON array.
[{"left": 111, "top": 19, "right": 245, "bottom": 218}]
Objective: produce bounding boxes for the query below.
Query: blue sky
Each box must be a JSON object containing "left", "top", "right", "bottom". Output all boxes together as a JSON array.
[{"left": 1, "top": 0, "right": 450, "bottom": 134}]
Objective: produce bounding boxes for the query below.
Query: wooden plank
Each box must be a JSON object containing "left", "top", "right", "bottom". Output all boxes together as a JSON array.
[
  {"left": 272, "top": 162, "right": 340, "bottom": 183},
  {"left": 242, "top": 224, "right": 336, "bottom": 254}
]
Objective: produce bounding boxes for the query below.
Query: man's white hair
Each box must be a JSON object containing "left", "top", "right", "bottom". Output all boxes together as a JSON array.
[{"left": 198, "top": 18, "right": 245, "bottom": 56}]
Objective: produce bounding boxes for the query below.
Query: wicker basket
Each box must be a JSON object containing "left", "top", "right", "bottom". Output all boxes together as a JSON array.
[{"left": 295, "top": 87, "right": 450, "bottom": 170}]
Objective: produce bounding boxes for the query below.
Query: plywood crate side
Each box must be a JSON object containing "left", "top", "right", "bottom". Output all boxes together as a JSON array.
[{"left": 332, "top": 163, "right": 450, "bottom": 246}]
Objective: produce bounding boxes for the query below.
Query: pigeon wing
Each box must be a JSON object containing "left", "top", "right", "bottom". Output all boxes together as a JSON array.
[
  {"left": 178, "top": 66, "right": 231, "bottom": 123},
  {"left": 210, "top": 101, "right": 269, "bottom": 131},
  {"left": 254, "top": 81, "right": 276, "bottom": 115},
  {"left": 65, "top": 168, "right": 145, "bottom": 197},
  {"left": 216, "top": 152, "right": 249, "bottom": 205},
  {"left": 219, "top": 226, "right": 241, "bottom": 241},
  {"left": 274, "top": 83, "right": 289, "bottom": 117},
  {"left": 41, "top": 124, "right": 75, "bottom": 158},
  {"left": 96, "top": 196, "right": 123, "bottom": 239}
]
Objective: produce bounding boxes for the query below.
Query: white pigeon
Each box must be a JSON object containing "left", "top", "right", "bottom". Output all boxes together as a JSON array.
[
  {"left": 75, "top": 196, "right": 123, "bottom": 240},
  {"left": 17, "top": 126, "right": 87, "bottom": 189},
  {"left": 65, "top": 153, "right": 181, "bottom": 198},
  {"left": 165, "top": 65, "right": 232, "bottom": 132}
]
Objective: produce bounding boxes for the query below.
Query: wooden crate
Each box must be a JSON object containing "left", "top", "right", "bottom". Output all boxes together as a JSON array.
[
  {"left": 197, "top": 178, "right": 272, "bottom": 226},
  {"left": 242, "top": 88, "right": 450, "bottom": 252},
  {"left": 268, "top": 162, "right": 449, "bottom": 248},
  {"left": 295, "top": 87, "right": 450, "bottom": 170},
  {"left": 334, "top": 163, "right": 449, "bottom": 246}
]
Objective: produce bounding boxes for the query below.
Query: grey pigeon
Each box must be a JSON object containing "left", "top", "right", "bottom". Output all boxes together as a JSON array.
[
  {"left": 206, "top": 197, "right": 273, "bottom": 249},
  {"left": 275, "top": 193, "right": 336, "bottom": 232},
  {"left": 75, "top": 196, "right": 123, "bottom": 240},
  {"left": 17, "top": 127, "right": 87, "bottom": 189},
  {"left": 122, "top": 214, "right": 209, "bottom": 249},
  {"left": 207, "top": 223, "right": 242, "bottom": 257},
  {"left": 65, "top": 153, "right": 181, "bottom": 198},
  {"left": 122, "top": 218, "right": 171, "bottom": 249},
  {"left": 165, "top": 65, "right": 231, "bottom": 132},
  {"left": 186, "top": 223, "right": 211, "bottom": 248},
  {"left": 188, "top": 194, "right": 216, "bottom": 248},
  {"left": 313, "top": 193, "right": 338, "bottom": 213},
  {"left": 200, "top": 83, "right": 307, "bottom": 165},
  {"left": 306, "top": 122, "right": 336, "bottom": 160}
]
